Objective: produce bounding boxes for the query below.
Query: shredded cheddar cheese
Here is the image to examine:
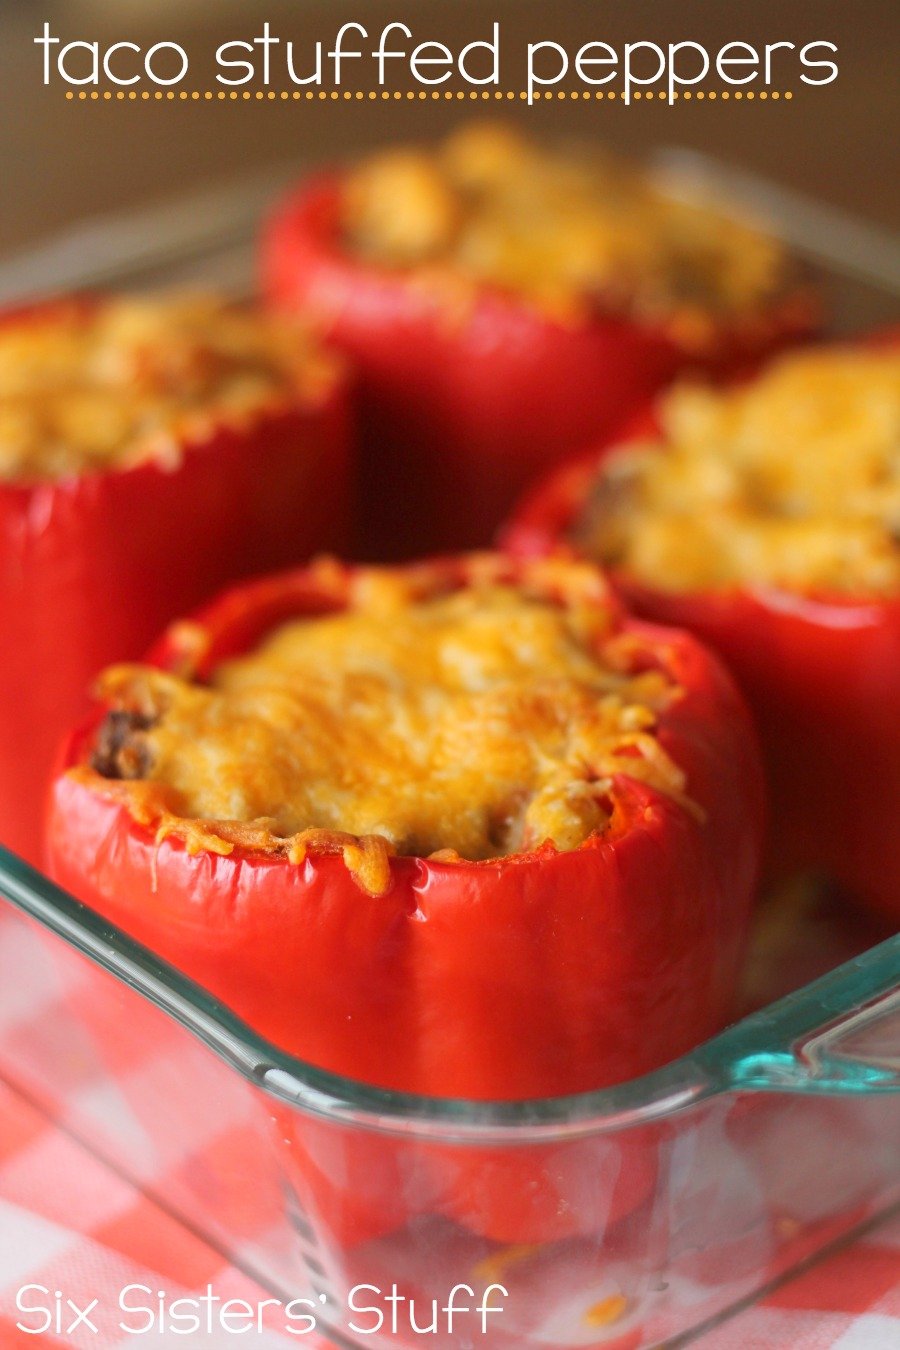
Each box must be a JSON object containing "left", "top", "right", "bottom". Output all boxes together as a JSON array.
[
  {"left": 576, "top": 345, "right": 900, "bottom": 595},
  {"left": 0, "top": 294, "right": 334, "bottom": 482},
  {"left": 83, "top": 561, "right": 687, "bottom": 894},
  {"left": 341, "top": 122, "right": 804, "bottom": 335}
]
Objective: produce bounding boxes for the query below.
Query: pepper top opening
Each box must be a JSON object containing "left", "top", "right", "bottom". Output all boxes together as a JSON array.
[
  {"left": 79, "top": 556, "right": 689, "bottom": 894},
  {"left": 0, "top": 293, "right": 338, "bottom": 483},
  {"left": 341, "top": 121, "right": 806, "bottom": 339},
  {"left": 574, "top": 343, "right": 900, "bottom": 596}
]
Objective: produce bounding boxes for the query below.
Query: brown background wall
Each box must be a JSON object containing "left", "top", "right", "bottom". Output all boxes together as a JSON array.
[{"left": 1, "top": 0, "right": 897, "bottom": 255}]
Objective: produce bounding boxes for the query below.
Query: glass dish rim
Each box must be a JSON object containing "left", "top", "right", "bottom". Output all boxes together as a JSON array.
[{"left": 2, "top": 846, "right": 898, "bottom": 1142}]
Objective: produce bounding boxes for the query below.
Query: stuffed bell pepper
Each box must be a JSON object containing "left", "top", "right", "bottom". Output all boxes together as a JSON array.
[
  {"left": 47, "top": 551, "right": 763, "bottom": 1100},
  {"left": 0, "top": 293, "right": 351, "bottom": 864},
  {"left": 263, "top": 121, "right": 816, "bottom": 558},
  {"left": 506, "top": 339, "right": 900, "bottom": 926}
]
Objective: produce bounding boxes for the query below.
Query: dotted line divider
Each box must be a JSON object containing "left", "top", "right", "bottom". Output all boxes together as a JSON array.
[{"left": 64, "top": 88, "right": 794, "bottom": 102}]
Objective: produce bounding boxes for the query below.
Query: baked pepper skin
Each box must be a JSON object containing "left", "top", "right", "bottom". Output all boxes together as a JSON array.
[
  {"left": 261, "top": 178, "right": 813, "bottom": 560},
  {"left": 505, "top": 446, "right": 900, "bottom": 929},
  {"left": 0, "top": 311, "right": 353, "bottom": 867},
  {"left": 47, "top": 556, "right": 763, "bottom": 1094}
]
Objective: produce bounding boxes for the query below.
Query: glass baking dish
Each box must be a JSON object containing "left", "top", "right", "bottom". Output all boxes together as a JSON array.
[
  {"left": 0, "top": 852, "right": 898, "bottom": 1349},
  {"left": 0, "top": 148, "right": 898, "bottom": 1348}
]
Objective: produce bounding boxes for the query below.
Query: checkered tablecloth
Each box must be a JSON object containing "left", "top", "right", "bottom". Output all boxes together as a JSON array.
[{"left": 0, "top": 1078, "right": 897, "bottom": 1349}]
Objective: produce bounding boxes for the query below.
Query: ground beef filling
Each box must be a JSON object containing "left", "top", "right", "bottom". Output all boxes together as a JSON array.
[
  {"left": 0, "top": 293, "right": 332, "bottom": 482},
  {"left": 341, "top": 122, "right": 804, "bottom": 338},
  {"left": 575, "top": 346, "right": 900, "bottom": 596},
  {"left": 83, "top": 567, "right": 687, "bottom": 894},
  {"left": 91, "top": 710, "right": 154, "bottom": 781}
]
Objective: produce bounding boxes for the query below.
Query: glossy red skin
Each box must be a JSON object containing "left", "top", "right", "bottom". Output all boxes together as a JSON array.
[
  {"left": 504, "top": 440, "right": 900, "bottom": 928},
  {"left": 0, "top": 308, "right": 353, "bottom": 867},
  {"left": 262, "top": 177, "right": 815, "bottom": 560},
  {"left": 46, "top": 556, "right": 764, "bottom": 1244}
]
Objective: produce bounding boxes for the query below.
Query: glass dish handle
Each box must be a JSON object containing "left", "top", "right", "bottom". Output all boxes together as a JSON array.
[{"left": 724, "top": 953, "right": 900, "bottom": 1095}]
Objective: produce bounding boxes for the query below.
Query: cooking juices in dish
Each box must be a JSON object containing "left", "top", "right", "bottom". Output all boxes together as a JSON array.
[
  {"left": 0, "top": 293, "right": 351, "bottom": 865},
  {"left": 507, "top": 340, "right": 900, "bottom": 925},
  {"left": 263, "top": 121, "right": 816, "bottom": 557},
  {"left": 47, "top": 553, "right": 764, "bottom": 1101}
]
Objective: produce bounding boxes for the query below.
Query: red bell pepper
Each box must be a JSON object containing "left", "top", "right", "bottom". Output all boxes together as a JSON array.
[
  {"left": 46, "top": 553, "right": 763, "bottom": 1096},
  {"left": 0, "top": 297, "right": 352, "bottom": 867},
  {"left": 261, "top": 174, "right": 815, "bottom": 560},
  {"left": 504, "top": 407, "right": 900, "bottom": 928}
]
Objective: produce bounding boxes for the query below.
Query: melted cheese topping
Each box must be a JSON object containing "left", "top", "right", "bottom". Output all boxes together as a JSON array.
[
  {"left": 576, "top": 346, "right": 900, "bottom": 595},
  {"left": 341, "top": 122, "right": 802, "bottom": 335},
  {"left": 0, "top": 294, "right": 333, "bottom": 482},
  {"left": 84, "top": 567, "right": 685, "bottom": 894}
]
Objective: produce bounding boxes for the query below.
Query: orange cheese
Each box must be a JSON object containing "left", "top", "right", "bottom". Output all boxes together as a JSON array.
[
  {"left": 84, "top": 566, "right": 685, "bottom": 892},
  {"left": 578, "top": 345, "right": 900, "bottom": 595},
  {"left": 0, "top": 293, "right": 334, "bottom": 482},
  {"left": 342, "top": 122, "right": 800, "bottom": 333}
]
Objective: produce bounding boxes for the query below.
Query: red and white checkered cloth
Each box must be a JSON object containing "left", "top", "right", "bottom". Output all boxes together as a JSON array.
[
  {"left": 0, "top": 1076, "right": 897, "bottom": 1348},
  {"left": 0, "top": 1078, "right": 307, "bottom": 1349}
]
